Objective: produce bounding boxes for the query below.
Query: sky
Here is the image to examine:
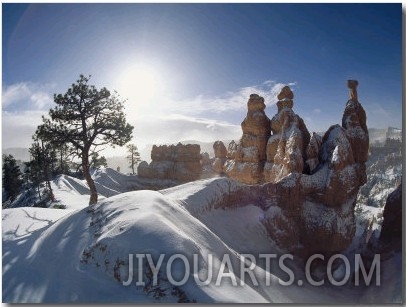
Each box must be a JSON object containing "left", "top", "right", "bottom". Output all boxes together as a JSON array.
[{"left": 2, "top": 3, "right": 403, "bottom": 157}]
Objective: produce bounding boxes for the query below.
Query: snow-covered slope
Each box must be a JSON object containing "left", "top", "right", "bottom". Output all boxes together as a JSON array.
[
  {"left": 3, "top": 186, "right": 275, "bottom": 303},
  {"left": 7, "top": 167, "right": 179, "bottom": 209},
  {"left": 3, "top": 177, "right": 402, "bottom": 303},
  {"left": 357, "top": 151, "right": 402, "bottom": 209}
]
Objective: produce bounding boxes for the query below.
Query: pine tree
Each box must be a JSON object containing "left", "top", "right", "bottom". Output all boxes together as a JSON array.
[
  {"left": 90, "top": 152, "right": 108, "bottom": 169},
  {"left": 28, "top": 138, "right": 57, "bottom": 202},
  {"left": 2, "top": 154, "right": 23, "bottom": 201},
  {"left": 36, "top": 75, "right": 133, "bottom": 205},
  {"left": 53, "top": 143, "right": 71, "bottom": 175},
  {"left": 126, "top": 144, "right": 141, "bottom": 175}
]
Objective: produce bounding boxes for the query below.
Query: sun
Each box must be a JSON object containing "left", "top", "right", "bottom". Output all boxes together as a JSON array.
[{"left": 118, "top": 63, "right": 161, "bottom": 104}]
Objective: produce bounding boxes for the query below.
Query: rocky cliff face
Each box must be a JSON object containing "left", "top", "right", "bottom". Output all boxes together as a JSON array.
[
  {"left": 137, "top": 143, "right": 202, "bottom": 182},
  {"left": 224, "top": 94, "right": 271, "bottom": 184},
  {"left": 222, "top": 81, "right": 369, "bottom": 257}
]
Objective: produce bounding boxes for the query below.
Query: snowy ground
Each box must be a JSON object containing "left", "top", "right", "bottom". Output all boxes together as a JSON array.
[{"left": 2, "top": 169, "right": 403, "bottom": 303}]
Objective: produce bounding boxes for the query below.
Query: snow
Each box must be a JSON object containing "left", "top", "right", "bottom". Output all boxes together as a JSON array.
[
  {"left": 2, "top": 207, "right": 73, "bottom": 241},
  {"left": 197, "top": 205, "right": 271, "bottom": 254},
  {"left": 2, "top": 172, "right": 402, "bottom": 303},
  {"left": 52, "top": 175, "right": 98, "bottom": 209},
  {"left": 3, "top": 185, "right": 271, "bottom": 303},
  {"left": 359, "top": 251, "right": 403, "bottom": 303},
  {"left": 320, "top": 125, "right": 352, "bottom": 164},
  {"left": 331, "top": 146, "right": 340, "bottom": 164},
  {"left": 357, "top": 150, "right": 402, "bottom": 208},
  {"left": 161, "top": 177, "right": 243, "bottom": 216}
]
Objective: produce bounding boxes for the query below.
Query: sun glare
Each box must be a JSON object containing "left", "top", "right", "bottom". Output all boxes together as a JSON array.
[{"left": 119, "top": 64, "right": 160, "bottom": 102}]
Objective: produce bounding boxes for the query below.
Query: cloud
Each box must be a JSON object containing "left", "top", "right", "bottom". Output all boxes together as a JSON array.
[
  {"left": 2, "top": 79, "right": 296, "bottom": 156},
  {"left": 2, "top": 82, "right": 55, "bottom": 111},
  {"left": 313, "top": 108, "right": 321, "bottom": 114},
  {"left": 30, "top": 92, "right": 53, "bottom": 109},
  {"left": 2, "top": 82, "right": 57, "bottom": 149},
  {"left": 132, "top": 114, "right": 241, "bottom": 147},
  {"left": 121, "top": 80, "right": 297, "bottom": 150},
  {"left": 181, "top": 80, "right": 294, "bottom": 114},
  {"left": 132, "top": 80, "right": 296, "bottom": 117},
  {"left": 2, "top": 110, "right": 45, "bottom": 148},
  {"left": 2, "top": 83, "right": 31, "bottom": 108}
]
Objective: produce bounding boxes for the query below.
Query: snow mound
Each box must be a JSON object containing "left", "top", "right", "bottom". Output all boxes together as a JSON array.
[{"left": 3, "top": 188, "right": 273, "bottom": 303}]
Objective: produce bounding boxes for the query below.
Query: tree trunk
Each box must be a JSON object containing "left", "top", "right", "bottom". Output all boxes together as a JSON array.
[
  {"left": 82, "top": 153, "right": 98, "bottom": 205},
  {"left": 131, "top": 153, "right": 135, "bottom": 175},
  {"left": 60, "top": 150, "right": 63, "bottom": 172},
  {"left": 37, "top": 185, "right": 41, "bottom": 200},
  {"left": 46, "top": 180, "right": 56, "bottom": 202}
]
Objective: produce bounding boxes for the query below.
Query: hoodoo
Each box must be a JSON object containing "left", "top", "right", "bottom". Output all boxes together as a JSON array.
[{"left": 224, "top": 94, "right": 271, "bottom": 184}]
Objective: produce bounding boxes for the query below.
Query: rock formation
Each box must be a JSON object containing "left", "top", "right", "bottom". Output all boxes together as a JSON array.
[
  {"left": 224, "top": 94, "right": 271, "bottom": 184},
  {"left": 380, "top": 180, "right": 402, "bottom": 248},
  {"left": 263, "top": 86, "right": 310, "bottom": 182},
  {"left": 296, "top": 123, "right": 367, "bottom": 256},
  {"left": 223, "top": 81, "right": 369, "bottom": 257},
  {"left": 212, "top": 141, "right": 227, "bottom": 174},
  {"left": 137, "top": 143, "right": 202, "bottom": 182},
  {"left": 263, "top": 81, "right": 368, "bottom": 257}
]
